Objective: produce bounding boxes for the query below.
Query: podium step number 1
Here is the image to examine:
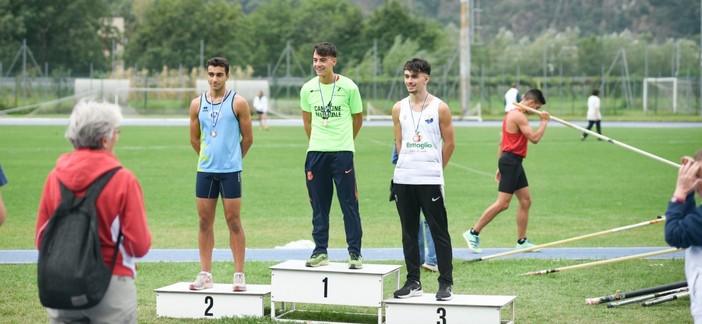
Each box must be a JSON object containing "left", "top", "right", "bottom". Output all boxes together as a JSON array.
[{"left": 270, "top": 260, "right": 401, "bottom": 324}]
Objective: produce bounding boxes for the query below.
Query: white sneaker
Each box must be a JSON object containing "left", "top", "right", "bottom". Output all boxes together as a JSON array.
[
  {"left": 233, "top": 272, "right": 247, "bottom": 292},
  {"left": 189, "top": 271, "right": 213, "bottom": 290},
  {"left": 421, "top": 263, "right": 438, "bottom": 272}
]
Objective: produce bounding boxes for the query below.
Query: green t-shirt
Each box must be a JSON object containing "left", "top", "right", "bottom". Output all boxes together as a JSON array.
[{"left": 300, "top": 75, "right": 363, "bottom": 152}]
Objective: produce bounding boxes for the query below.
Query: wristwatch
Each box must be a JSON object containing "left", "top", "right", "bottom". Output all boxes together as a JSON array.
[{"left": 670, "top": 196, "right": 685, "bottom": 203}]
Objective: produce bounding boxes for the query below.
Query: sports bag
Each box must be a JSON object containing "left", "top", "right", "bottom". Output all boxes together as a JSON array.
[{"left": 38, "top": 167, "right": 122, "bottom": 309}]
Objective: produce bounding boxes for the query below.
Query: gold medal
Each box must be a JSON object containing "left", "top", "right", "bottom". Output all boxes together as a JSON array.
[
  {"left": 211, "top": 130, "right": 217, "bottom": 138},
  {"left": 323, "top": 119, "right": 328, "bottom": 127}
]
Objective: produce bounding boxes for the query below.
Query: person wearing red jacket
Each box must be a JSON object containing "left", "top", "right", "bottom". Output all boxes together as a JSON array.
[{"left": 35, "top": 100, "right": 151, "bottom": 323}]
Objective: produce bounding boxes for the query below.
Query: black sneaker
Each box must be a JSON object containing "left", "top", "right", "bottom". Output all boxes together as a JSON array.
[
  {"left": 394, "top": 280, "right": 423, "bottom": 298},
  {"left": 436, "top": 283, "right": 453, "bottom": 301}
]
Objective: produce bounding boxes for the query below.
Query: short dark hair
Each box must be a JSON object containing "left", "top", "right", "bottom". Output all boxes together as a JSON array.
[
  {"left": 523, "top": 89, "right": 546, "bottom": 105},
  {"left": 206, "top": 57, "right": 230, "bottom": 75},
  {"left": 313, "top": 42, "right": 337, "bottom": 57},
  {"left": 592, "top": 88, "right": 600, "bottom": 96},
  {"left": 403, "top": 58, "right": 431, "bottom": 76}
]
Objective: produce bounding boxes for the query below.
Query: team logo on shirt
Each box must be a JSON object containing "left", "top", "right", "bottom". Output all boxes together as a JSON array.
[
  {"left": 424, "top": 115, "right": 434, "bottom": 124},
  {"left": 406, "top": 141, "right": 433, "bottom": 150}
]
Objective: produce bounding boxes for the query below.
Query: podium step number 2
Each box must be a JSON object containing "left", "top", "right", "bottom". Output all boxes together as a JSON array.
[{"left": 155, "top": 282, "right": 271, "bottom": 319}]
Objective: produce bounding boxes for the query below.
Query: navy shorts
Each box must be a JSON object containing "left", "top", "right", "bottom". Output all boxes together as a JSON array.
[
  {"left": 498, "top": 151, "right": 528, "bottom": 194},
  {"left": 195, "top": 171, "right": 242, "bottom": 199}
]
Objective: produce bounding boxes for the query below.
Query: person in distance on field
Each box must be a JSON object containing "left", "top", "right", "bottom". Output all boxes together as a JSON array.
[
  {"left": 665, "top": 149, "right": 702, "bottom": 323},
  {"left": 0, "top": 164, "right": 7, "bottom": 227},
  {"left": 504, "top": 83, "right": 521, "bottom": 113},
  {"left": 252, "top": 89, "right": 269, "bottom": 130},
  {"left": 463, "top": 89, "right": 550, "bottom": 253},
  {"left": 581, "top": 88, "right": 602, "bottom": 141},
  {"left": 35, "top": 100, "right": 151, "bottom": 323}
]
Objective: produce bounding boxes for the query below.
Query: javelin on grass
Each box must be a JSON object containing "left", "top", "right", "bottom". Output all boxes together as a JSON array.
[
  {"left": 519, "top": 247, "right": 681, "bottom": 276},
  {"left": 586, "top": 280, "right": 687, "bottom": 305},
  {"left": 512, "top": 102, "right": 680, "bottom": 168},
  {"left": 465, "top": 216, "right": 665, "bottom": 263},
  {"left": 642, "top": 290, "right": 690, "bottom": 307},
  {"left": 606, "top": 287, "right": 688, "bottom": 308}
]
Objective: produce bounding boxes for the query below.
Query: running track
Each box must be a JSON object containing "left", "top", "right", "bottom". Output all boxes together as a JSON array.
[{"left": 0, "top": 247, "right": 684, "bottom": 264}]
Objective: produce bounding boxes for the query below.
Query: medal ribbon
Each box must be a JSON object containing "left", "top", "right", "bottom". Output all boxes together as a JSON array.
[
  {"left": 210, "top": 91, "right": 227, "bottom": 133},
  {"left": 317, "top": 75, "right": 337, "bottom": 122},
  {"left": 409, "top": 93, "right": 429, "bottom": 137}
]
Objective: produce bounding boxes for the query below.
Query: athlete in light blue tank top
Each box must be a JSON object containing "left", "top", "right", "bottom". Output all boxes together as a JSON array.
[{"left": 197, "top": 90, "right": 243, "bottom": 172}]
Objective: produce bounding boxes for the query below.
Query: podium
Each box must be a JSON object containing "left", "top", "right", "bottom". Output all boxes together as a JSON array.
[
  {"left": 155, "top": 282, "right": 271, "bottom": 319},
  {"left": 384, "top": 294, "right": 516, "bottom": 324},
  {"left": 269, "top": 260, "right": 401, "bottom": 324}
]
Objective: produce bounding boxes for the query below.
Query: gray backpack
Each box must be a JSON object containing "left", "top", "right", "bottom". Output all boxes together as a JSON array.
[{"left": 38, "top": 167, "right": 121, "bottom": 309}]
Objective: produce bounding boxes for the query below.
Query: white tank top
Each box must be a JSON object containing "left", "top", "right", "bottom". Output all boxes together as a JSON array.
[{"left": 393, "top": 96, "right": 444, "bottom": 185}]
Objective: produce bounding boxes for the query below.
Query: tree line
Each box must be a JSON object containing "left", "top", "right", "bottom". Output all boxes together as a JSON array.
[{"left": 0, "top": 0, "right": 699, "bottom": 82}]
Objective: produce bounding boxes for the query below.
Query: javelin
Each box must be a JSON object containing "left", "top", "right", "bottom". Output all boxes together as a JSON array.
[
  {"left": 513, "top": 102, "right": 680, "bottom": 168},
  {"left": 586, "top": 280, "right": 687, "bottom": 305},
  {"left": 519, "top": 247, "right": 681, "bottom": 276},
  {"left": 465, "top": 216, "right": 665, "bottom": 263}
]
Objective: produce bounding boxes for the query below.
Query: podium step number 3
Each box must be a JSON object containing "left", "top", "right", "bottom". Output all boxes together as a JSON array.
[
  {"left": 384, "top": 294, "right": 516, "bottom": 324},
  {"left": 155, "top": 282, "right": 271, "bottom": 319}
]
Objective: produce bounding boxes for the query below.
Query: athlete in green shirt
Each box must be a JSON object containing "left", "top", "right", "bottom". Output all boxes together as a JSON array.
[{"left": 300, "top": 42, "right": 364, "bottom": 269}]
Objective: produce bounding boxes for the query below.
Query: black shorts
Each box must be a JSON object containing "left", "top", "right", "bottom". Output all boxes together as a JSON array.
[
  {"left": 195, "top": 171, "right": 242, "bottom": 199},
  {"left": 498, "top": 151, "right": 528, "bottom": 194},
  {"left": 255, "top": 110, "right": 264, "bottom": 115}
]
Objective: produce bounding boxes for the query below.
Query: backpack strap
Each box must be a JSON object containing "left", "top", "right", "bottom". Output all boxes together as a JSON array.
[
  {"left": 54, "top": 167, "right": 122, "bottom": 218},
  {"left": 87, "top": 167, "right": 123, "bottom": 271},
  {"left": 84, "top": 167, "right": 122, "bottom": 202}
]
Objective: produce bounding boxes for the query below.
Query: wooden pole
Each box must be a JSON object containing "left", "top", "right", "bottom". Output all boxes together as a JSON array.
[
  {"left": 513, "top": 102, "right": 680, "bottom": 168},
  {"left": 465, "top": 217, "right": 665, "bottom": 263},
  {"left": 520, "top": 248, "right": 682, "bottom": 276}
]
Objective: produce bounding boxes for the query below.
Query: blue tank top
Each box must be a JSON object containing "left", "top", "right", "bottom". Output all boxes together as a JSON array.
[{"left": 197, "top": 91, "right": 243, "bottom": 172}]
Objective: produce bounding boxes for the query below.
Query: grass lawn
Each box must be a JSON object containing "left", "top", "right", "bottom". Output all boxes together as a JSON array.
[{"left": 0, "top": 122, "right": 700, "bottom": 322}]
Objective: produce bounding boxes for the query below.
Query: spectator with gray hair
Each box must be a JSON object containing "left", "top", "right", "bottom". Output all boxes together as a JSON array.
[{"left": 36, "top": 100, "right": 151, "bottom": 323}]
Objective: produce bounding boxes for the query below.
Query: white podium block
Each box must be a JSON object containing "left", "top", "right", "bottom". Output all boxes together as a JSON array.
[
  {"left": 269, "top": 260, "right": 401, "bottom": 323},
  {"left": 384, "top": 294, "right": 516, "bottom": 324},
  {"left": 155, "top": 282, "right": 271, "bottom": 319}
]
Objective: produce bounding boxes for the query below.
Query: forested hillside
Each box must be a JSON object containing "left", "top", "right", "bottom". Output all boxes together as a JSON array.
[{"left": 237, "top": 0, "right": 699, "bottom": 40}]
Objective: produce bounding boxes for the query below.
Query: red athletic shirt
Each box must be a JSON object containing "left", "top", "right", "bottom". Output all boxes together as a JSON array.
[{"left": 500, "top": 110, "right": 528, "bottom": 158}]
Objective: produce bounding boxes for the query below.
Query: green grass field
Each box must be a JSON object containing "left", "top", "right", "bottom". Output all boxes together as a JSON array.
[{"left": 0, "top": 123, "right": 700, "bottom": 323}]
